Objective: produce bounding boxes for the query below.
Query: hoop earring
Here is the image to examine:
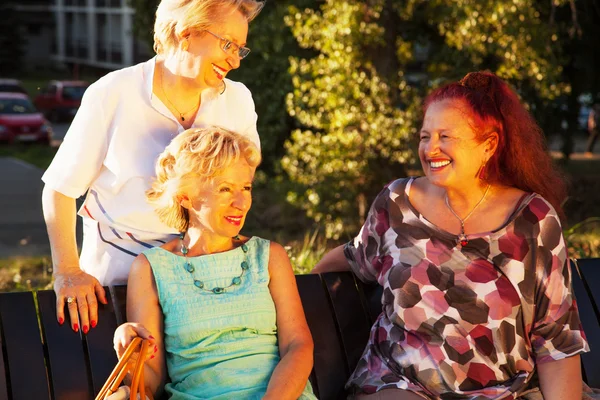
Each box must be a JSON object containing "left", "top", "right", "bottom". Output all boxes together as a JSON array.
[{"left": 220, "top": 80, "right": 226, "bottom": 95}]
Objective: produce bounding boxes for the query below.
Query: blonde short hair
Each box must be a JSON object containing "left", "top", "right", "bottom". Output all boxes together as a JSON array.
[
  {"left": 153, "top": 0, "right": 264, "bottom": 55},
  {"left": 146, "top": 126, "right": 261, "bottom": 232}
]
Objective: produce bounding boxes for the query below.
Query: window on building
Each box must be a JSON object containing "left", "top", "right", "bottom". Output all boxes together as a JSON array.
[{"left": 96, "top": 13, "right": 107, "bottom": 61}]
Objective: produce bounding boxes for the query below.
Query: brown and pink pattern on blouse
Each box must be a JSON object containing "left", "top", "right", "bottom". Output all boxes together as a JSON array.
[{"left": 345, "top": 177, "right": 589, "bottom": 399}]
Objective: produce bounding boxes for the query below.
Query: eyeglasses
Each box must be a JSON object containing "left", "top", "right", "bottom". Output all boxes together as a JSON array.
[{"left": 204, "top": 30, "right": 251, "bottom": 59}]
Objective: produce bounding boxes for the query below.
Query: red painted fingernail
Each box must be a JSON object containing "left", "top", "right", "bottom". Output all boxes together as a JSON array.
[
  {"left": 150, "top": 355, "right": 155, "bottom": 359},
  {"left": 58, "top": 317, "right": 64, "bottom": 325},
  {"left": 83, "top": 325, "right": 89, "bottom": 334},
  {"left": 73, "top": 323, "right": 79, "bottom": 332},
  {"left": 91, "top": 320, "right": 97, "bottom": 328},
  {"left": 154, "top": 346, "right": 158, "bottom": 352},
  {"left": 149, "top": 335, "right": 155, "bottom": 340}
]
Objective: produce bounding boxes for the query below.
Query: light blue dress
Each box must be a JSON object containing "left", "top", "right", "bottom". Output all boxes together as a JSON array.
[{"left": 143, "top": 236, "right": 316, "bottom": 400}]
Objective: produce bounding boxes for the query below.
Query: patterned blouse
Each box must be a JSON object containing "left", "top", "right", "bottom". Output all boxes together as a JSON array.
[{"left": 344, "top": 177, "right": 589, "bottom": 399}]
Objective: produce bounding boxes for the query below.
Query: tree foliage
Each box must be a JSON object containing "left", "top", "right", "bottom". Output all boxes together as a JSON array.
[
  {"left": 228, "top": 0, "right": 317, "bottom": 171},
  {"left": 283, "top": 0, "right": 574, "bottom": 238}
]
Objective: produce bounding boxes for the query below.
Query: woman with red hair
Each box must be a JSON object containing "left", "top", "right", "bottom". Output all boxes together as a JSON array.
[{"left": 313, "top": 71, "right": 589, "bottom": 399}]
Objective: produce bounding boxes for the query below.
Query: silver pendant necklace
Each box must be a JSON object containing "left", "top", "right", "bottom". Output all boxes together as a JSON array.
[
  {"left": 180, "top": 233, "right": 249, "bottom": 294},
  {"left": 444, "top": 184, "right": 491, "bottom": 246}
]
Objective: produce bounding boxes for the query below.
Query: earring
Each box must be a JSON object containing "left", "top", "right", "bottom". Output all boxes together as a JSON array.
[
  {"left": 478, "top": 160, "right": 487, "bottom": 180},
  {"left": 182, "top": 39, "right": 189, "bottom": 52}
]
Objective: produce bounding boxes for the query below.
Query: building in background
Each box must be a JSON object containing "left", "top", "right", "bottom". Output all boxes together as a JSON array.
[{"left": 15, "top": 0, "right": 151, "bottom": 75}]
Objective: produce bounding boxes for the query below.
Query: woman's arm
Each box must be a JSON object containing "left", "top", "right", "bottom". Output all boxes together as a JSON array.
[
  {"left": 42, "top": 186, "right": 107, "bottom": 332},
  {"left": 538, "top": 355, "right": 582, "bottom": 400},
  {"left": 122, "top": 254, "right": 167, "bottom": 398},
  {"left": 311, "top": 244, "right": 351, "bottom": 274},
  {"left": 265, "top": 242, "right": 314, "bottom": 400}
]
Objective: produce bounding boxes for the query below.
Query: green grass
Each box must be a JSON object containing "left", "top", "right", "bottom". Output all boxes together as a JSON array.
[
  {"left": 0, "top": 143, "right": 58, "bottom": 170},
  {"left": 0, "top": 255, "right": 53, "bottom": 292}
]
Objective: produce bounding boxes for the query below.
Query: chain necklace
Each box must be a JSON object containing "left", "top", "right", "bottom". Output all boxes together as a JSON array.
[
  {"left": 180, "top": 233, "right": 249, "bottom": 294},
  {"left": 444, "top": 184, "right": 491, "bottom": 247},
  {"left": 160, "top": 67, "right": 199, "bottom": 122}
]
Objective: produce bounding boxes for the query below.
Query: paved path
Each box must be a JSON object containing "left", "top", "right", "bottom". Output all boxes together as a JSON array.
[{"left": 0, "top": 158, "right": 51, "bottom": 258}]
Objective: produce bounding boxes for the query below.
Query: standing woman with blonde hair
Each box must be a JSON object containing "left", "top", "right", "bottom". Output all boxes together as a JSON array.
[{"left": 41, "top": 0, "right": 264, "bottom": 333}]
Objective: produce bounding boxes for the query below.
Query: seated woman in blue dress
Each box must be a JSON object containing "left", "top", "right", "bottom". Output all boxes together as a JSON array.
[{"left": 111, "top": 126, "right": 316, "bottom": 400}]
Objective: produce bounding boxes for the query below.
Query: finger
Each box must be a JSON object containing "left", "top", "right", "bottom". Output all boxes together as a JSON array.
[
  {"left": 146, "top": 342, "right": 158, "bottom": 360},
  {"left": 94, "top": 281, "right": 108, "bottom": 305},
  {"left": 76, "top": 294, "right": 90, "bottom": 334},
  {"left": 67, "top": 296, "right": 80, "bottom": 332},
  {"left": 55, "top": 293, "right": 66, "bottom": 326},
  {"left": 87, "top": 291, "right": 99, "bottom": 329},
  {"left": 129, "top": 323, "right": 155, "bottom": 342},
  {"left": 114, "top": 328, "right": 137, "bottom": 357}
]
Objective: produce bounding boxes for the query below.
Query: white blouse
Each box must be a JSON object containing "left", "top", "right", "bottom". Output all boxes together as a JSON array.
[{"left": 42, "top": 57, "right": 260, "bottom": 285}]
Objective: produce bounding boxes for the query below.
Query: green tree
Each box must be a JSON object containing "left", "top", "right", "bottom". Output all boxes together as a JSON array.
[
  {"left": 229, "top": 0, "right": 317, "bottom": 171},
  {"left": 128, "top": 0, "right": 160, "bottom": 52},
  {"left": 283, "top": 0, "right": 573, "bottom": 239}
]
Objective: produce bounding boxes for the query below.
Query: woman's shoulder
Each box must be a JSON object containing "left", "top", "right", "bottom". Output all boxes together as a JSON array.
[
  {"left": 222, "top": 78, "right": 253, "bottom": 101},
  {"left": 375, "top": 177, "right": 414, "bottom": 196},
  {"left": 88, "top": 59, "right": 148, "bottom": 94},
  {"left": 517, "top": 192, "right": 561, "bottom": 224}
]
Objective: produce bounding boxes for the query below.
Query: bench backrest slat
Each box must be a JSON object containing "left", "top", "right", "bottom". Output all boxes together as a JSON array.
[
  {"left": 0, "top": 307, "right": 8, "bottom": 400},
  {"left": 0, "top": 291, "right": 51, "bottom": 399},
  {"left": 37, "top": 290, "right": 93, "bottom": 400},
  {"left": 572, "top": 258, "right": 600, "bottom": 387},
  {"left": 84, "top": 289, "right": 119, "bottom": 396},
  {"left": 322, "top": 272, "right": 373, "bottom": 373},
  {"left": 297, "top": 274, "right": 348, "bottom": 400}
]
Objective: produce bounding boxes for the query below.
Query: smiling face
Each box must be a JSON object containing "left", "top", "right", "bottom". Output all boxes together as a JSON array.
[
  {"left": 183, "top": 8, "right": 249, "bottom": 90},
  {"left": 185, "top": 157, "right": 255, "bottom": 239},
  {"left": 419, "top": 99, "right": 493, "bottom": 190}
]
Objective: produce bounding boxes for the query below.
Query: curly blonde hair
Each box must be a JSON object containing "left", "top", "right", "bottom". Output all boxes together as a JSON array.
[
  {"left": 146, "top": 126, "right": 261, "bottom": 232},
  {"left": 153, "top": 0, "right": 264, "bottom": 55}
]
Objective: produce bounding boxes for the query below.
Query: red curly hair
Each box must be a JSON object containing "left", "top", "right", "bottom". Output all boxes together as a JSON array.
[{"left": 423, "top": 71, "right": 567, "bottom": 222}]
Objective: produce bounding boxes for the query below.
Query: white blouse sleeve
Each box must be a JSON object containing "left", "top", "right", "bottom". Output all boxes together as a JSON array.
[
  {"left": 41, "top": 82, "right": 110, "bottom": 199},
  {"left": 239, "top": 84, "right": 260, "bottom": 150}
]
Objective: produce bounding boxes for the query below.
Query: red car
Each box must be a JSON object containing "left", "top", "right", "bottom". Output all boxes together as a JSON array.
[
  {"left": 0, "top": 78, "right": 28, "bottom": 95},
  {"left": 34, "top": 80, "right": 89, "bottom": 122},
  {"left": 0, "top": 93, "right": 53, "bottom": 144}
]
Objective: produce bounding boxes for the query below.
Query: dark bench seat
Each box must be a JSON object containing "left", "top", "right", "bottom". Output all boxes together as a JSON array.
[{"left": 0, "top": 259, "right": 598, "bottom": 400}]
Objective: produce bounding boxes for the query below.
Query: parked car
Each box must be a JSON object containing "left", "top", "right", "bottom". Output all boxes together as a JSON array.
[
  {"left": 33, "top": 80, "right": 89, "bottom": 122},
  {"left": 0, "top": 93, "right": 53, "bottom": 144},
  {"left": 0, "top": 78, "right": 28, "bottom": 95}
]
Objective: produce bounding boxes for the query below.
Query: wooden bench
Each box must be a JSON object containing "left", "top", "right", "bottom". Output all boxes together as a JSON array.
[{"left": 0, "top": 260, "right": 597, "bottom": 400}]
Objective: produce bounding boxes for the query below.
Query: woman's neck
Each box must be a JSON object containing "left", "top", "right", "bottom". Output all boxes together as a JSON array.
[
  {"left": 444, "top": 182, "right": 494, "bottom": 215},
  {"left": 182, "top": 227, "right": 235, "bottom": 257},
  {"left": 159, "top": 62, "right": 204, "bottom": 101}
]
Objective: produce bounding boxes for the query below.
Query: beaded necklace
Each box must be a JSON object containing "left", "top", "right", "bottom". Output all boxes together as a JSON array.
[{"left": 180, "top": 233, "right": 249, "bottom": 294}]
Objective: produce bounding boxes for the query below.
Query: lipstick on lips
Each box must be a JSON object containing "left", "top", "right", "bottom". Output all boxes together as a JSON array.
[
  {"left": 212, "top": 64, "right": 227, "bottom": 80},
  {"left": 225, "top": 216, "right": 243, "bottom": 226}
]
